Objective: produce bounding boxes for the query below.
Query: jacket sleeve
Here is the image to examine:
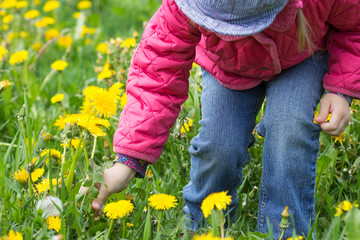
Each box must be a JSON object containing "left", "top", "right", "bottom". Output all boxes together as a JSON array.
[
  {"left": 323, "top": 0, "right": 360, "bottom": 98},
  {"left": 113, "top": 0, "right": 201, "bottom": 163}
]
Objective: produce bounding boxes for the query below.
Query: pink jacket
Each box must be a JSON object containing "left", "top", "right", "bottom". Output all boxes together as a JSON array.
[{"left": 113, "top": 0, "right": 360, "bottom": 163}]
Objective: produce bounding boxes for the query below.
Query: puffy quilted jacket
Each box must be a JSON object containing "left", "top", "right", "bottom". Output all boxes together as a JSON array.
[{"left": 113, "top": 0, "right": 360, "bottom": 163}]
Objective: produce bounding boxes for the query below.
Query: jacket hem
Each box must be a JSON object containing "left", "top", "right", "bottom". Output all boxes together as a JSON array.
[{"left": 323, "top": 84, "right": 360, "bottom": 99}]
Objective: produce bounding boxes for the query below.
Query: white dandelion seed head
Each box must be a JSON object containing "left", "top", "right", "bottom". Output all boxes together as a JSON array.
[{"left": 36, "top": 196, "right": 63, "bottom": 218}]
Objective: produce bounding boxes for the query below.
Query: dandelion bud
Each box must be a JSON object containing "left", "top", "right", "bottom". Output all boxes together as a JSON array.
[{"left": 279, "top": 206, "right": 290, "bottom": 229}]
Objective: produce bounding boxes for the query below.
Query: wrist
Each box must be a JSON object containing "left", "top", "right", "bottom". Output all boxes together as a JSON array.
[{"left": 113, "top": 162, "right": 137, "bottom": 179}]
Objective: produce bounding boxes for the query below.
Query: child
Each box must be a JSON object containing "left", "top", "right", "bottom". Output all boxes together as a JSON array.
[{"left": 91, "top": 0, "right": 360, "bottom": 238}]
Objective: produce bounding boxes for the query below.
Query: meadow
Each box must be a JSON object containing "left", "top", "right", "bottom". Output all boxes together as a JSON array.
[{"left": 0, "top": 0, "right": 360, "bottom": 239}]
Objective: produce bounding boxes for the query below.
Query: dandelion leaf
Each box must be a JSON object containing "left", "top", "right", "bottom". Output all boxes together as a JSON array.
[{"left": 238, "top": 231, "right": 269, "bottom": 240}]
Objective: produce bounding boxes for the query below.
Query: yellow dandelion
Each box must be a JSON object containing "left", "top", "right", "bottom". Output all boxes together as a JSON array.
[
  {"left": 16, "top": 1, "right": 28, "bottom": 8},
  {"left": 331, "top": 132, "right": 345, "bottom": 145},
  {"left": 2, "top": 24, "right": 9, "bottom": 31},
  {"left": 46, "top": 216, "right": 61, "bottom": 232},
  {"left": 286, "top": 236, "right": 304, "bottom": 240},
  {"left": 43, "top": 0, "right": 60, "bottom": 12},
  {"left": 148, "top": 193, "right": 178, "bottom": 210},
  {"left": 335, "top": 200, "right": 359, "bottom": 216},
  {"left": 13, "top": 167, "right": 29, "bottom": 184},
  {"left": 96, "top": 42, "right": 108, "bottom": 54},
  {"left": 0, "top": 45, "right": 8, "bottom": 59},
  {"left": 85, "top": 38, "right": 91, "bottom": 45},
  {"left": 90, "top": 88, "right": 118, "bottom": 118},
  {"left": 0, "top": 10, "right": 6, "bottom": 17},
  {"left": 51, "top": 60, "right": 68, "bottom": 71},
  {"left": 62, "top": 113, "right": 110, "bottom": 136},
  {"left": 201, "top": 191, "right": 232, "bottom": 218},
  {"left": 9, "top": 50, "right": 28, "bottom": 65},
  {"left": 98, "top": 69, "right": 115, "bottom": 80},
  {"left": 73, "top": 11, "right": 80, "bottom": 19},
  {"left": 3, "top": 229, "right": 23, "bottom": 240},
  {"left": 77, "top": 0, "right": 91, "bottom": 10},
  {"left": 2, "top": 14, "right": 13, "bottom": 24},
  {"left": 7, "top": 32, "right": 18, "bottom": 41},
  {"left": 108, "top": 82, "right": 123, "bottom": 101},
  {"left": 32, "top": 42, "right": 42, "bottom": 51},
  {"left": 40, "top": 148, "right": 62, "bottom": 163},
  {"left": 35, "top": 178, "right": 61, "bottom": 194},
  {"left": 35, "top": 17, "right": 55, "bottom": 28},
  {"left": 103, "top": 200, "right": 134, "bottom": 219},
  {"left": 50, "top": 93, "right": 64, "bottom": 103},
  {"left": 126, "top": 222, "right": 134, "bottom": 227},
  {"left": 31, "top": 168, "right": 45, "bottom": 182},
  {"left": 192, "top": 231, "right": 233, "bottom": 240},
  {"left": 45, "top": 28, "right": 60, "bottom": 41},
  {"left": 1, "top": 0, "right": 17, "bottom": 9},
  {"left": 0, "top": 79, "right": 12, "bottom": 93},
  {"left": 19, "top": 31, "right": 27, "bottom": 38},
  {"left": 120, "top": 38, "right": 136, "bottom": 49},
  {"left": 54, "top": 115, "right": 67, "bottom": 129},
  {"left": 24, "top": 9, "right": 40, "bottom": 19},
  {"left": 120, "top": 93, "right": 127, "bottom": 109},
  {"left": 57, "top": 35, "right": 73, "bottom": 48},
  {"left": 81, "top": 26, "right": 96, "bottom": 37},
  {"left": 313, "top": 111, "right": 331, "bottom": 124}
]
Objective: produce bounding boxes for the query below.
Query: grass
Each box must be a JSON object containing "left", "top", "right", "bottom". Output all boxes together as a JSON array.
[{"left": 1, "top": 0, "right": 360, "bottom": 239}]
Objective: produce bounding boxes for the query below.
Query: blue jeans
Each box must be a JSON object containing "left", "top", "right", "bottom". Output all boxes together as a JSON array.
[{"left": 182, "top": 53, "right": 329, "bottom": 238}]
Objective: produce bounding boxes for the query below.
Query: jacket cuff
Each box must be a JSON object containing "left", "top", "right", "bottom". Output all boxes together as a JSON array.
[
  {"left": 325, "top": 90, "right": 353, "bottom": 106},
  {"left": 114, "top": 154, "right": 149, "bottom": 178}
]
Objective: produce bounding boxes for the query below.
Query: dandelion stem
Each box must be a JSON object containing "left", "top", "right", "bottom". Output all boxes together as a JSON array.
[
  {"left": 107, "top": 218, "right": 114, "bottom": 239},
  {"left": 219, "top": 211, "right": 224, "bottom": 239},
  {"left": 90, "top": 136, "right": 97, "bottom": 164},
  {"left": 156, "top": 211, "right": 162, "bottom": 240},
  {"left": 279, "top": 229, "right": 285, "bottom": 240},
  {"left": 65, "top": 135, "right": 84, "bottom": 192},
  {"left": 122, "top": 218, "right": 126, "bottom": 238}
]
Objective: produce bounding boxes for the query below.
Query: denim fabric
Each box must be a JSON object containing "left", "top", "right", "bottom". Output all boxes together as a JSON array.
[{"left": 182, "top": 52, "right": 329, "bottom": 238}]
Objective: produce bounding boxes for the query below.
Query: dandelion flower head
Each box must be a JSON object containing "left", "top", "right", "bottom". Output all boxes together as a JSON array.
[
  {"left": 43, "top": 0, "right": 60, "bottom": 12},
  {"left": 120, "top": 38, "right": 136, "bottom": 49},
  {"left": 201, "top": 191, "right": 232, "bottom": 218},
  {"left": 9, "top": 50, "right": 28, "bottom": 65},
  {"left": 103, "top": 200, "right": 134, "bottom": 219},
  {"left": 3, "top": 230, "right": 23, "bottom": 240},
  {"left": 335, "top": 200, "right": 359, "bottom": 216},
  {"left": 51, "top": 60, "right": 68, "bottom": 71},
  {"left": 77, "top": 0, "right": 91, "bottom": 10},
  {"left": 57, "top": 35, "right": 73, "bottom": 48},
  {"left": 46, "top": 216, "right": 61, "bottom": 232},
  {"left": 96, "top": 43, "right": 108, "bottom": 54},
  {"left": 24, "top": 9, "right": 40, "bottom": 19},
  {"left": 16, "top": 1, "right": 28, "bottom": 8},
  {"left": 0, "top": 45, "right": 8, "bottom": 58},
  {"left": 13, "top": 167, "right": 29, "bottom": 184},
  {"left": 31, "top": 168, "right": 45, "bottom": 182},
  {"left": 45, "top": 28, "right": 60, "bottom": 41},
  {"left": 192, "top": 231, "right": 234, "bottom": 240},
  {"left": 148, "top": 193, "right": 178, "bottom": 210},
  {"left": 286, "top": 236, "right": 304, "bottom": 240},
  {"left": 51, "top": 93, "right": 64, "bottom": 104}
]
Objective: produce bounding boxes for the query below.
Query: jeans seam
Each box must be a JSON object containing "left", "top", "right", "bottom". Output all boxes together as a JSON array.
[{"left": 259, "top": 180, "right": 267, "bottom": 232}]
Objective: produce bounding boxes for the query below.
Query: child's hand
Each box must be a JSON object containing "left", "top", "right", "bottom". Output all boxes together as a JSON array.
[
  {"left": 314, "top": 93, "right": 350, "bottom": 136},
  {"left": 91, "top": 163, "right": 136, "bottom": 215}
]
